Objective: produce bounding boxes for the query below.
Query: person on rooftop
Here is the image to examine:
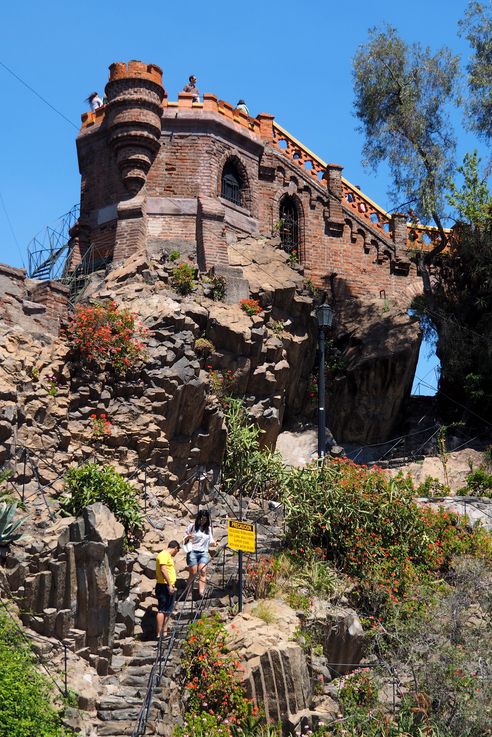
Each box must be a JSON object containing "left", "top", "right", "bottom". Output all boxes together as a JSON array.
[
  {"left": 183, "top": 75, "right": 200, "bottom": 103},
  {"left": 87, "top": 92, "right": 103, "bottom": 112},
  {"left": 236, "top": 99, "right": 250, "bottom": 116}
]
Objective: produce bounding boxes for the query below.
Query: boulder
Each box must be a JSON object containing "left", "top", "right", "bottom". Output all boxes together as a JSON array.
[
  {"left": 83, "top": 504, "right": 125, "bottom": 566},
  {"left": 227, "top": 600, "right": 311, "bottom": 723}
]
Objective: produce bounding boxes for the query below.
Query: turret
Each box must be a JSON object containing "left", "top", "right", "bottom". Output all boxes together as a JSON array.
[{"left": 104, "top": 61, "right": 165, "bottom": 195}]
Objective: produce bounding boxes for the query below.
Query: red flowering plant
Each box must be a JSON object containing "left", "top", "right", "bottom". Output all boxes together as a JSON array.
[
  {"left": 89, "top": 413, "right": 111, "bottom": 439},
  {"left": 283, "top": 457, "right": 492, "bottom": 621},
  {"left": 207, "top": 366, "right": 237, "bottom": 404},
  {"left": 245, "top": 556, "right": 279, "bottom": 599},
  {"left": 175, "top": 614, "right": 269, "bottom": 737},
  {"left": 67, "top": 301, "right": 148, "bottom": 375},
  {"left": 240, "top": 298, "right": 262, "bottom": 317}
]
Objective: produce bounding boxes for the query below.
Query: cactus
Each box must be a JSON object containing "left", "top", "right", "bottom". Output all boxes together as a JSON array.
[{"left": 0, "top": 502, "right": 26, "bottom": 545}]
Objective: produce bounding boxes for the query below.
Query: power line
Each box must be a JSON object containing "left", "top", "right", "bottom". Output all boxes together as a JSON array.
[
  {"left": 414, "top": 375, "right": 492, "bottom": 428},
  {"left": 0, "top": 60, "right": 78, "bottom": 130}
]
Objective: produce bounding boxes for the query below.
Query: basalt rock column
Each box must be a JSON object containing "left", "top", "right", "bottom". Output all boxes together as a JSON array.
[{"left": 105, "top": 61, "right": 165, "bottom": 195}]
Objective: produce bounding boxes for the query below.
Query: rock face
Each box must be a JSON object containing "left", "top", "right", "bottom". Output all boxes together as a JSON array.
[
  {"left": 306, "top": 600, "right": 366, "bottom": 677},
  {"left": 327, "top": 300, "right": 421, "bottom": 444},
  {"left": 1, "top": 236, "right": 423, "bottom": 504},
  {"left": 4, "top": 504, "right": 129, "bottom": 674},
  {"left": 226, "top": 601, "right": 312, "bottom": 724}
]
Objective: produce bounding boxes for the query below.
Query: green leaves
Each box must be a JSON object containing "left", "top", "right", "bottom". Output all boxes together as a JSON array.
[
  {"left": 0, "top": 502, "right": 27, "bottom": 545},
  {"left": 0, "top": 611, "right": 69, "bottom": 736},
  {"left": 353, "top": 25, "right": 459, "bottom": 225},
  {"left": 61, "top": 463, "right": 143, "bottom": 542},
  {"left": 222, "top": 399, "right": 287, "bottom": 498}
]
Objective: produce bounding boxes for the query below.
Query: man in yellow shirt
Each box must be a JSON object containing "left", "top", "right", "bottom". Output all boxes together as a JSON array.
[{"left": 155, "top": 540, "right": 180, "bottom": 638}]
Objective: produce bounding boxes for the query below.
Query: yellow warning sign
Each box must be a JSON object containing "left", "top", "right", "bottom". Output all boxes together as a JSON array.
[{"left": 227, "top": 519, "right": 256, "bottom": 553}]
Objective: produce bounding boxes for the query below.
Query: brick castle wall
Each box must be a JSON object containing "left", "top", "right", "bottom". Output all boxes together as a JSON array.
[{"left": 75, "top": 62, "right": 423, "bottom": 303}]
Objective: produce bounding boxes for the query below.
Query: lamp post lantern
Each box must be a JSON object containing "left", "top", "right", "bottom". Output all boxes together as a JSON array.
[{"left": 316, "top": 303, "right": 334, "bottom": 459}]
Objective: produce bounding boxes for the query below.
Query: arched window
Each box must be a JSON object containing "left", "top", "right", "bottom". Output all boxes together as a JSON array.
[
  {"left": 221, "top": 161, "right": 242, "bottom": 206},
  {"left": 279, "top": 195, "right": 300, "bottom": 255}
]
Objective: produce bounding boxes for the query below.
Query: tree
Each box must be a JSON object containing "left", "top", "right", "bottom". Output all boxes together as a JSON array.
[
  {"left": 460, "top": 2, "right": 492, "bottom": 153},
  {"left": 352, "top": 26, "right": 460, "bottom": 260},
  {"left": 421, "top": 152, "right": 492, "bottom": 416}
]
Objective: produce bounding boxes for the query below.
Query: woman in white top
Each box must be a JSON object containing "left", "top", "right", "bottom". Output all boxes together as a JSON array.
[
  {"left": 184, "top": 510, "right": 215, "bottom": 598},
  {"left": 87, "top": 92, "right": 104, "bottom": 112}
]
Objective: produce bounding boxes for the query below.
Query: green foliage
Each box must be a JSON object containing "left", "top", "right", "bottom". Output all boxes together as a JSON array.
[
  {"left": 0, "top": 502, "right": 27, "bottom": 545},
  {"left": 353, "top": 25, "right": 459, "bottom": 226},
  {"left": 447, "top": 150, "right": 492, "bottom": 224},
  {"left": 175, "top": 614, "right": 278, "bottom": 737},
  {"left": 61, "top": 463, "right": 143, "bottom": 541},
  {"left": 210, "top": 275, "right": 227, "bottom": 301},
  {"left": 208, "top": 367, "right": 238, "bottom": 403},
  {"left": 269, "top": 319, "right": 285, "bottom": 335},
  {"left": 282, "top": 458, "right": 492, "bottom": 620},
  {"left": 240, "top": 299, "right": 262, "bottom": 317},
  {"left": 459, "top": 2, "right": 492, "bottom": 149},
  {"left": 339, "top": 670, "right": 378, "bottom": 710},
  {"left": 0, "top": 610, "right": 70, "bottom": 737},
  {"left": 222, "top": 399, "right": 287, "bottom": 497},
  {"left": 194, "top": 337, "right": 215, "bottom": 356},
  {"left": 416, "top": 476, "right": 450, "bottom": 497},
  {"left": 168, "top": 249, "right": 180, "bottom": 262},
  {"left": 457, "top": 466, "right": 492, "bottom": 497},
  {"left": 251, "top": 601, "right": 277, "bottom": 625},
  {"left": 171, "top": 263, "right": 196, "bottom": 295},
  {"left": 412, "top": 153, "right": 492, "bottom": 418},
  {"left": 381, "top": 558, "right": 492, "bottom": 737}
]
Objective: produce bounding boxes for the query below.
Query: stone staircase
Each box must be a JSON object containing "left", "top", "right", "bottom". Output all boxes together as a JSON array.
[
  {"left": 93, "top": 501, "right": 284, "bottom": 737},
  {"left": 94, "top": 580, "right": 236, "bottom": 737}
]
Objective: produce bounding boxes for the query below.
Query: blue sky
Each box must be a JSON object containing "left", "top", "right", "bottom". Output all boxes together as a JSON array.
[{"left": 0, "top": 0, "right": 488, "bottom": 394}]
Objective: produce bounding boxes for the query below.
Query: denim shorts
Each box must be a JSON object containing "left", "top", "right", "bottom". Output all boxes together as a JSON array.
[
  {"left": 155, "top": 583, "right": 176, "bottom": 614},
  {"left": 186, "top": 549, "right": 210, "bottom": 567}
]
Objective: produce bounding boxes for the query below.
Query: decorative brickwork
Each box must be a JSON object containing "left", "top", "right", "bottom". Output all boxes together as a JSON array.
[{"left": 75, "top": 59, "right": 449, "bottom": 302}]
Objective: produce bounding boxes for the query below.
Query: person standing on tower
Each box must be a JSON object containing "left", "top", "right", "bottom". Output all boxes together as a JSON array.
[
  {"left": 183, "top": 75, "right": 200, "bottom": 102},
  {"left": 87, "top": 92, "right": 104, "bottom": 111}
]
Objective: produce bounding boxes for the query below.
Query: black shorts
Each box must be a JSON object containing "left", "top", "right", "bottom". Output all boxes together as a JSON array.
[{"left": 155, "top": 583, "right": 176, "bottom": 614}]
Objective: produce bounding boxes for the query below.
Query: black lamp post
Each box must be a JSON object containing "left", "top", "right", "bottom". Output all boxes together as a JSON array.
[{"left": 316, "top": 303, "right": 334, "bottom": 459}]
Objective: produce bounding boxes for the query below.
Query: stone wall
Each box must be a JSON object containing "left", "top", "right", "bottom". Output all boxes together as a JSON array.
[{"left": 0, "top": 263, "right": 68, "bottom": 334}]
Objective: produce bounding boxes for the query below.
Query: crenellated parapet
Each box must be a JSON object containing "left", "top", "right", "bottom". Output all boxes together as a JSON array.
[{"left": 103, "top": 61, "right": 165, "bottom": 194}]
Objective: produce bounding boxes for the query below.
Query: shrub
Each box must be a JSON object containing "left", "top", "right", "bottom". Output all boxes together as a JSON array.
[
  {"left": 251, "top": 601, "right": 277, "bottom": 625},
  {"left": 195, "top": 338, "right": 215, "bottom": 357},
  {"left": 282, "top": 458, "right": 492, "bottom": 619},
  {"left": 0, "top": 502, "right": 27, "bottom": 545},
  {"left": 210, "top": 275, "right": 227, "bottom": 301},
  {"left": 171, "top": 262, "right": 195, "bottom": 295},
  {"left": 175, "top": 614, "right": 275, "bottom": 737},
  {"left": 269, "top": 319, "right": 285, "bottom": 335},
  {"left": 207, "top": 367, "right": 237, "bottom": 402},
  {"left": 89, "top": 413, "right": 111, "bottom": 439},
  {"left": 68, "top": 301, "right": 147, "bottom": 374},
  {"left": 245, "top": 556, "right": 279, "bottom": 599},
  {"left": 0, "top": 610, "right": 69, "bottom": 736},
  {"left": 339, "top": 670, "right": 378, "bottom": 709},
  {"left": 61, "top": 463, "right": 143, "bottom": 541},
  {"left": 457, "top": 466, "right": 492, "bottom": 497},
  {"left": 416, "top": 475, "right": 451, "bottom": 497},
  {"left": 240, "top": 298, "right": 262, "bottom": 317},
  {"left": 168, "top": 249, "right": 180, "bottom": 262},
  {"left": 222, "top": 399, "right": 287, "bottom": 497}
]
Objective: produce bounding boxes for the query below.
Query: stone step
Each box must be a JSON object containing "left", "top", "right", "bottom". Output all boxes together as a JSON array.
[
  {"left": 96, "top": 721, "right": 135, "bottom": 736},
  {"left": 97, "top": 707, "right": 141, "bottom": 722}
]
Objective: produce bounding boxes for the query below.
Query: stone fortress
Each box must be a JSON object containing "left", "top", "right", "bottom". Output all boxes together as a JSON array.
[{"left": 72, "top": 59, "right": 443, "bottom": 302}]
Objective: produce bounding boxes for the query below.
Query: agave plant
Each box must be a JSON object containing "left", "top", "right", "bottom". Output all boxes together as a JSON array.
[{"left": 0, "top": 502, "right": 27, "bottom": 545}]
